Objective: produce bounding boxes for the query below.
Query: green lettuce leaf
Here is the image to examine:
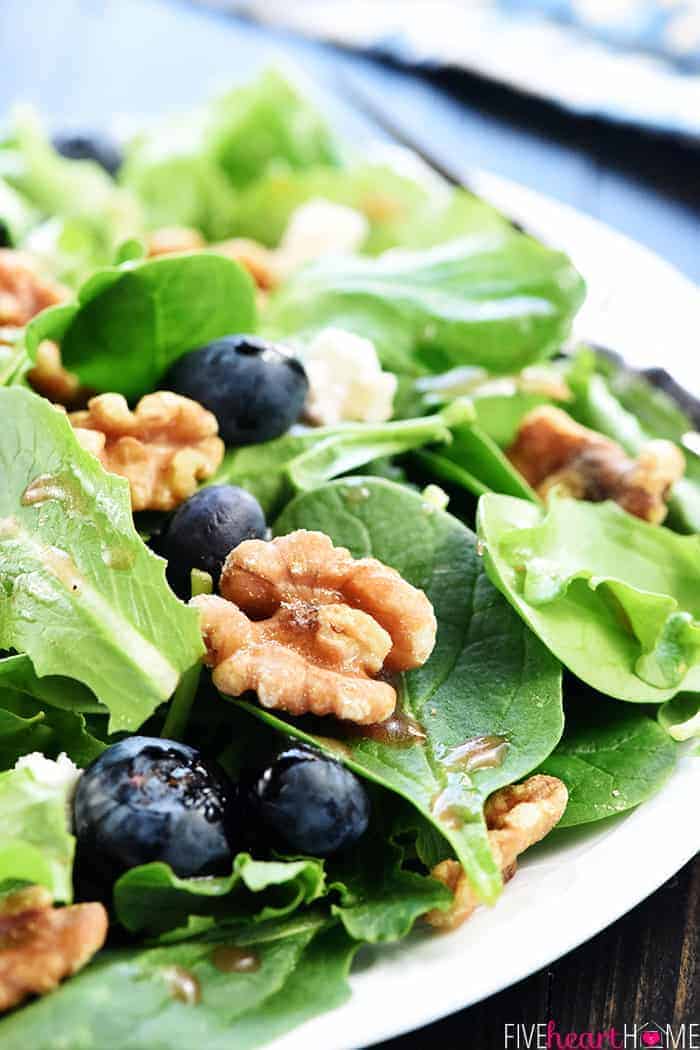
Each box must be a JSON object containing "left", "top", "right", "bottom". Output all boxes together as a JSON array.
[
  {"left": 207, "top": 69, "right": 340, "bottom": 189},
  {"left": 0, "top": 764, "right": 75, "bottom": 901},
  {"left": 0, "top": 913, "right": 357, "bottom": 1050},
  {"left": 230, "top": 160, "right": 506, "bottom": 251},
  {"left": 264, "top": 233, "right": 585, "bottom": 376},
  {"left": 478, "top": 493, "right": 700, "bottom": 700},
  {"left": 114, "top": 853, "right": 326, "bottom": 936},
  {"left": 120, "top": 112, "right": 239, "bottom": 240},
  {"left": 210, "top": 400, "right": 473, "bottom": 515},
  {"left": 415, "top": 420, "right": 538, "bottom": 502},
  {"left": 658, "top": 693, "right": 700, "bottom": 741},
  {"left": 25, "top": 252, "right": 256, "bottom": 399},
  {"left": 536, "top": 701, "right": 678, "bottom": 826},
  {"left": 231, "top": 477, "right": 564, "bottom": 906},
  {"left": 0, "top": 177, "right": 39, "bottom": 245},
  {"left": 0, "top": 388, "right": 203, "bottom": 732}
]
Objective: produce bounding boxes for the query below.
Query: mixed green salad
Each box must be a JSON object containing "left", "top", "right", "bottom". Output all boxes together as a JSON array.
[{"left": 0, "top": 69, "right": 696, "bottom": 1049}]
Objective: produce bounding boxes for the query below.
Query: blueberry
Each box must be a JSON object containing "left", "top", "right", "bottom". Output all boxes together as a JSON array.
[
  {"left": 52, "top": 132, "right": 123, "bottom": 176},
  {"left": 73, "top": 736, "right": 237, "bottom": 883},
  {"left": 156, "top": 484, "right": 266, "bottom": 599},
  {"left": 164, "top": 335, "right": 308, "bottom": 446},
  {"left": 248, "top": 744, "right": 370, "bottom": 857}
]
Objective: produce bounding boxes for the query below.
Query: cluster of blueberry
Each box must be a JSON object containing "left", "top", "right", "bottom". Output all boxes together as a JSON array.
[
  {"left": 155, "top": 334, "right": 309, "bottom": 597},
  {"left": 74, "top": 736, "right": 371, "bottom": 885}
]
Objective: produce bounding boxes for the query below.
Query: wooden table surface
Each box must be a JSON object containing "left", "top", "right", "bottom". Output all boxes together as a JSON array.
[{"left": 1, "top": 2, "right": 698, "bottom": 1046}]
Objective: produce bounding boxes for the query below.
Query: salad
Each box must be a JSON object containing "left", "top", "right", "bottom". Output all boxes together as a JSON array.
[{"left": 0, "top": 68, "right": 696, "bottom": 1049}]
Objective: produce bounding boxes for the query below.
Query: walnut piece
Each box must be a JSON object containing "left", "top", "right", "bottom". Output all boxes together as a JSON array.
[
  {"left": 70, "top": 391, "right": 224, "bottom": 511},
  {"left": 508, "top": 405, "right": 684, "bottom": 524},
  {"left": 27, "top": 340, "right": 89, "bottom": 408},
  {"left": 145, "top": 226, "right": 279, "bottom": 291},
  {"left": 0, "top": 249, "right": 68, "bottom": 327},
  {"left": 192, "top": 529, "right": 437, "bottom": 724},
  {"left": 425, "top": 774, "right": 568, "bottom": 931},
  {"left": 146, "top": 226, "right": 206, "bottom": 257},
  {"left": 0, "top": 885, "right": 108, "bottom": 1013}
]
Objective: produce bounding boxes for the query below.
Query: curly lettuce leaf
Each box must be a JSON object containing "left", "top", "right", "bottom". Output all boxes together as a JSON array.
[
  {"left": 0, "top": 388, "right": 203, "bottom": 732},
  {"left": 658, "top": 693, "right": 700, "bottom": 742},
  {"left": 207, "top": 69, "right": 340, "bottom": 189},
  {"left": 0, "top": 765, "right": 75, "bottom": 901},
  {"left": 232, "top": 478, "right": 565, "bottom": 906},
  {"left": 25, "top": 251, "right": 256, "bottom": 399},
  {"left": 114, "top": 854, "right": 326, "bottom": 936},
  {"left": 536, "top": 701, "right": 678, "bottom": 827},
  {"left": 478, "top": 493, "right": 700, "bottom": 700},
  {"left": 264, "top": 234, "right": 585, "bottom": 376}
]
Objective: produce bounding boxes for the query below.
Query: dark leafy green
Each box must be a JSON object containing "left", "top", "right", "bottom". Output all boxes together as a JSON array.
[
  {"left": 241, "top": 477, "right": 565, "bottom": 905},
  {"left": 0, "top": 388, "right": 203, "bottom": 732},
  {"left": 0, "top": 691, "right": 105, "bottom": 771},
  {"left": 210, "top": 400, "right": 473, "bottom": 515},
  {"left": 264, "top": 233, "right": 585, "bottom": 376},
  {"left": 537, "top": 702, "right": 678, "bottom": 827},
  {"left": 25, "top": 252, "right": 256, "bottom": 399}
]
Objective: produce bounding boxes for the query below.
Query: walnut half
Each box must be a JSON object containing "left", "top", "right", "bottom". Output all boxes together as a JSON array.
[
  {"left": 508, "top": 406, "right": 684, "bottom": 524},
  {"left": 70, "top": 391, "right": 224, "bottom": 511},
  {"left": 0, "top": 885, "right": 108, "bottom": 1012},
  {"left": 192, "top": 530, "right": 437, "bottom": 725},
  {"left": 0, "top": 249, "right": 68, "bottom": 328},
  {"left": 425, "top": 774, "right": 568, "bottom": 931}
]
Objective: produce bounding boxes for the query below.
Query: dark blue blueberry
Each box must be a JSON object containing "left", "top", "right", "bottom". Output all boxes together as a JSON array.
[
  {"left": 73, "top": 736, "right": 237, "bottom": 882},
  {"left": 164, "top": 335, "right": 308, "bottom": 446},
  {"left": 52, "top": 132, "right": 123, "bottom": 176},
  {"left": 249, "top": 744, "right": 370, "bottom": 857},
  {"left": 156, "top": 484, "right": 266, "bottom": 599}
]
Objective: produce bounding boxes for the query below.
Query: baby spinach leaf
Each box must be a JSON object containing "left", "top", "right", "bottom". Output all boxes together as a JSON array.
[
  {"left": 328, "top": 796, "right": 451, "bottom": 942},
  {"left": 264, "top": 234, "right": 585, "bottom": 376},
  {"left": 114, "top": 853, "right": 326, "bottom": 936},
  {"left": 25, "top": 252, "right": 256, "bottom": 399},
  {"left": 416, "top": 421, "right": 538, "bottom": 502},
  {"left": 0, "top": 388, "right": 203, "bottom": 732},
  {"left": 0, "top": 765, "right": 75, "bottom": 901},
  {"left": 246, "top": 478, "right": 564, "bottom": 905},
  {"left": 658, "top": 693, "right": 700, "bottom": 742},
  {"left": 211, "top": 401, "right": 473, "bottom": 515},
  {"left": 0, "top": 913, "right": 357, "bottom": 1050},
  {"left": 536, "top": 702, "right": 678, "bottom": 827},
  {"left": 478, "top": 493, "right": 700, "bottom": 701}
]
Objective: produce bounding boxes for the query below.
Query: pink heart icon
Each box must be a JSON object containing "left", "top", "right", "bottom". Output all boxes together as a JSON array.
[{"left": 641, "top": 1034, "right": 661, "bottom": 1047}]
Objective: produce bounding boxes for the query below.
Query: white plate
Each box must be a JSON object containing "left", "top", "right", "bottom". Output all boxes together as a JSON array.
[{"left": 271, "top": 175, "right": 700, "bottom": 1050}]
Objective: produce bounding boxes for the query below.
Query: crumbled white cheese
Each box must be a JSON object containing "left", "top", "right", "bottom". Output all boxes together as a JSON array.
[
  {"left": 15, "top": 751, "right": 82, "bottom": 794},
  {"left": 276, "top": 198, "right": 369, "bottom": 276},
  {"left": 301, "top": 327, "right": 397, "bottom": 426}
]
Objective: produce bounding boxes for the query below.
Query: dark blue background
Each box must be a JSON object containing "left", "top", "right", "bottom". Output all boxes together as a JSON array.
[
  {"left": 1, "top": 2, "right": 697, "bottom": 1047},
  {"left": 1, "top": 0, "right": 698, "bottom": 282}
]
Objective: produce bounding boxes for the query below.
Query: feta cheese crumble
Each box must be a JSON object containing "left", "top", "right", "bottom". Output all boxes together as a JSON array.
[
  {"left": 15, "top": 751, "right": 82, "bottom": 794},
  {"left": 301, "top": 327, "right": 397, "bottom": 426},
  {"left": 276, "top": 198, "right": 369, "bottom": 277}
]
